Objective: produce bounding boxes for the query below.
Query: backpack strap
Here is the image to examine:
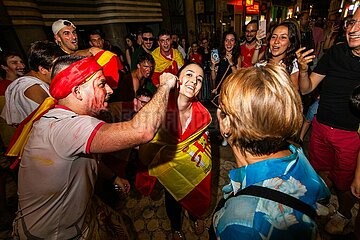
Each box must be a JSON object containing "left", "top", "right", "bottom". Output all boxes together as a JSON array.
[
  {"left": 209, "top": 185, "right": 317, "bottom": 240},
  {"left": 215, "top": 185, "right": 317, "bottom": 221},
  {"left": 235, "top": 185, "right": 317, "bottom": 220}
]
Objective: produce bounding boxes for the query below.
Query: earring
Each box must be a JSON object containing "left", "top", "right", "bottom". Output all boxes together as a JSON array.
[{"left": 223, "top": 132, "right": 230, "bottom": 138}]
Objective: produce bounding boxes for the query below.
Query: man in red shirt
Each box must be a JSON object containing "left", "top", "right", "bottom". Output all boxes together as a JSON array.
[{"left": 240, "top": 20, "right": 265, "bottom": 68}]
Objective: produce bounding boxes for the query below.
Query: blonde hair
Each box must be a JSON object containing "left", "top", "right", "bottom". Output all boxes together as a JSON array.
[{"left": 219, "top": 63, "right": 303, "bottom": 156}]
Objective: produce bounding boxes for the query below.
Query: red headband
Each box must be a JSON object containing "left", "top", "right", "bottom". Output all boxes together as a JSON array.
[
  {"left": 50, "top": 50, "right": 119, "bottom": 100},
  {"left": 50, "top": 57, "right": 100, "bottom": 99},
  {"left": 94, "top": 50, "right": 120, "bottom": 89}
]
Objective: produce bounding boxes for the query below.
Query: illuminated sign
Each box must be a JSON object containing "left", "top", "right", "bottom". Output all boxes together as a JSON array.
[
  {"left": 245, "top": 0, "right": 254, "bottom": 7},
  {"left": 228, "top": 0, "right": 243, "bottom": 5},
  {"left": 246, "top": 1, "right": 259, "bottom": 14}
]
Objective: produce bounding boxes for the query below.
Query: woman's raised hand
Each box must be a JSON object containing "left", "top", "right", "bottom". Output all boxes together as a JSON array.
[{"left": 295, "top": 47, "right": 316, "bottom": 72}]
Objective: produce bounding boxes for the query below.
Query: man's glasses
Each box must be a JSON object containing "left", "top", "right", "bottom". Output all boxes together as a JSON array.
[
  {"left": 344, "top": 19, "right": 360, "bottom": 28},
  {"left": 143, "top": 37, "right": 154, "bottom": 42}
]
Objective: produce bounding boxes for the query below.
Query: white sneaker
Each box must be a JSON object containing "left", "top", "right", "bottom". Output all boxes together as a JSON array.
[
  {"left": 221, "top": 138, "right": 228, "bottom": 147},
  {"left": 324, "top": 211, "right": 351, "bottom": 235}
]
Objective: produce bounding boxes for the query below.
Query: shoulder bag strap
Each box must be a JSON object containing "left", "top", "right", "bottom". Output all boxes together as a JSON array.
[
  {"left": 212, "top": 64, "right": 231, "bottom": 94},
  {"left": 235, "top": 185, "right": 317, "bottom": 220}
]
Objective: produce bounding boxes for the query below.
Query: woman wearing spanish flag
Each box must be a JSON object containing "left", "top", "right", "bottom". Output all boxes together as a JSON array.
[{"left": 136, "top": 62, "right": 212, "bottom": 239}]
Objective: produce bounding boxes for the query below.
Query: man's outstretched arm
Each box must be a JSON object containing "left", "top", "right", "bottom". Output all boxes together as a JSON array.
[{"left": 90, "top": 72, "right": 177, "bottom": 153}]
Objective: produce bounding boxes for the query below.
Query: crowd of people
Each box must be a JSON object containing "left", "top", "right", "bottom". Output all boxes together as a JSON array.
[{"left": 0, "top": 6, "right": 359, "bottom": 239}]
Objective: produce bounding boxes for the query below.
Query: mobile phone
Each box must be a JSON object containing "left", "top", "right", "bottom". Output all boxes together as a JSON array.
[
  {"left": 211, "top": 49, "right": 220, "bottom": 63},
  {"left": 259, "top": 20, "right": 266, "bottom": 37}
]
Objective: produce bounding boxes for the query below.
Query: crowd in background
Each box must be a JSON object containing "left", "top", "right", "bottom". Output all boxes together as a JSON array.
[{"left": 0, "top": 7, "right": 359, "bottom": 240}]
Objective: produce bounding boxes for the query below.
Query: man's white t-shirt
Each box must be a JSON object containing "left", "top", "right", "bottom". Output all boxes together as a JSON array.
[{"left": 13, "top": 107, "right": 104, "bottom": 239}]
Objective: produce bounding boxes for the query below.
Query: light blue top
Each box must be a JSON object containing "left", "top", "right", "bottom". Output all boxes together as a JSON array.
[{"left": 213, "top": 145, "right": 330, "bottom": 240}]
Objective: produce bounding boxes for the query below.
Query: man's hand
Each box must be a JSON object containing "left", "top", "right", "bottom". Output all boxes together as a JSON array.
[
  {"left": 256, "top": 29, "right": 266, "bottom": 41},
  {"left": 225, "top": 53, "right": 234, "bottom": 66},
  {"left": 88, "top": 47, "right": 103, "bottom": 56},
  {"left": 159, "top": 72, "right": 177, "bottom": 90},
  {"left": 73, "top": 47, "right": 103, "bottom": 57},
  {"left": 114, "top": 177, "right": 130, "bottom": 194},
  {"left": 296, "top": 47, "right": 316, "bottom": 72},
  {"left": 351, "top": 177, "right": 360, "bottom": 199},
  {"left": 330, "top": 23, "right": 340, "bottom": 35}
]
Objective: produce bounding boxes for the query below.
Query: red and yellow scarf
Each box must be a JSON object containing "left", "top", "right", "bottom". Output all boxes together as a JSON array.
[
  {"left": 151, "top": 47, "right": 184, "bottom": 86},
  {"left": 136, "top": 96, "right": 212, "bottom": 218}
]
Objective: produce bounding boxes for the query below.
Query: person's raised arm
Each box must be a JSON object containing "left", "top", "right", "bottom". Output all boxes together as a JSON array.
[
  {"left": 90, "top": 72, "right": 177, "bottom": 153},
  {"left": 296, "top": 47, "right": 325, "bottom": 94},
  {"left": 251, "top": 29, "right": 266, "bottom": 65},
  {"left": 323, "top": 24, "right": 339, "bottom": 52},
  {"left": 351, "top": 151, "right": 360, "bottom": 199},
  {"left": 210, "top": 56, "right": 218, "bottom": 91}
]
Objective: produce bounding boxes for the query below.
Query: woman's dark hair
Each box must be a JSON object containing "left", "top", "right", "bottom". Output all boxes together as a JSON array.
[
  {"left": 125, "top": 34, "right": 137, "bottom": 54},
  {"left": 220, "top": 31, "right": 240, "bottom": 66},
  {"left": 177, "top": 62, "right": 203, "bottom": 78},
  {"left": 265, "top": 22, "right": 300, "bottom": 74}
]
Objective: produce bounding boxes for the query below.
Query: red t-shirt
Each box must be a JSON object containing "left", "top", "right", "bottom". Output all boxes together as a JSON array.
[
  {"left": 240, "top": 44, "right": 265, "bottom": 68},
  {"left": 189, "top": 53, "right": 202, "bottom": 65}
]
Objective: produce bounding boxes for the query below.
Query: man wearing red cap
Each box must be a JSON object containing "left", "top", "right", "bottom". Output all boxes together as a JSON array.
[{"left": 9, "top": 53, "right": 177, "bottom": 239}]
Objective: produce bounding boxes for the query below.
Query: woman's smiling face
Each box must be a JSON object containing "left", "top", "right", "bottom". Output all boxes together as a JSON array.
[
  {"left": 178, "top": 64, "right": 204, "bottom": 99},
  {"left": 269, "top": 25, "right": 290, "bottom": 59},
  {"left": 224, "top": 33, "right": 236, "bottom": 53}
]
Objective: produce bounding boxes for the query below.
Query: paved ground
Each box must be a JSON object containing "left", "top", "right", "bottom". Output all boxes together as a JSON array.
[{"left": 0, "top": 104, "right": 359, "bottom": 239}]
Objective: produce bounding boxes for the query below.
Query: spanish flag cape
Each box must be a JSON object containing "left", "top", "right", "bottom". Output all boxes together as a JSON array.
[
  {"left": 136, "top": 95, "right": 212, "bottom": 218},
  {"left": 151, "top": 47, "right": 184, "bottom": 86}
]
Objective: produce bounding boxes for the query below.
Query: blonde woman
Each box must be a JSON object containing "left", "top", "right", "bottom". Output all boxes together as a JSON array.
[{"left": 212, "top": 64, "right": 330, "bottom": 239}]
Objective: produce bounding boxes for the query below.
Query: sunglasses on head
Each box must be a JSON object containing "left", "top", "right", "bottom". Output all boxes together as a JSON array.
[
  {"left": 143, "top": 37, "right": 154, "bottom": 41},
  {"left": 63, "top": 21, "right": 72, "bottom": 26}
]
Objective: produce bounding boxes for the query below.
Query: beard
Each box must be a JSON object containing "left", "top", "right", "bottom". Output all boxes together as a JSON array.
[{"left": 246, "top": 37, "right": 256, "bottom": 44}]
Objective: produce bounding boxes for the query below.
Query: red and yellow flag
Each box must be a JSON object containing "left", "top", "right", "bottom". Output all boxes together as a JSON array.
[
  {"left": 136, "top": 99, "right": 212, "bottom": 218},
  {"left": 151, "top": 47, "right": 184, "bottom": 86}
]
